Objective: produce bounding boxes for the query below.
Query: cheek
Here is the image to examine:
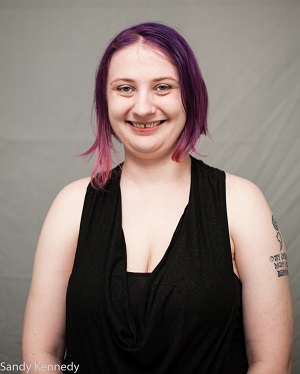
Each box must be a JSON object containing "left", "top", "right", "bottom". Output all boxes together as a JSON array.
[
  {"left": 178, "top": 100, "right": 187, "bottom": 124},
  {"left": 173, "top": 102, "right": 187, "bottom": 126},
  {"left": 108, "top": 99, "right": 129, "bottom": 122},
  {"left": 166, "top": 96, "right": 185, "bottom": 117},
  {"left": 107, "top": 100, "right": 118, "bottom": 120}
]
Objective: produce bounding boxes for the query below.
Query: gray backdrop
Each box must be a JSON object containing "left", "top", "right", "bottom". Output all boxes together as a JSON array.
[{"left": 0, "top": 0, "right": 299, "bottom": 372}]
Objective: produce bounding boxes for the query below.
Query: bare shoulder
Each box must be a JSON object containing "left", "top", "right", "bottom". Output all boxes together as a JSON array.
[
  {"left": 61, "top": 176, "right": 90, "bottom": 192},
  {"left": 225, "top": 173, "right": 271, "bottom": 229},
  {"left": 34, "top": 176, "right": 91, "bottom": 270},
  {"left": 54, "top": 176, "right": 90, "bottom": 208},
  {"left": 225, "top": 172, "right": 288, "bottom": 283},
  {"left": 47, "top": 177, "right": 91, "bottom": 223},
  {"left": 29, "top": 176, "right": 91, "bottom": 293},
  {"left": 225, "top": 172, "right": 276, "bottom": 266},
  {"left": 225, "top": 172, "right": 267, "bottom": 205}
]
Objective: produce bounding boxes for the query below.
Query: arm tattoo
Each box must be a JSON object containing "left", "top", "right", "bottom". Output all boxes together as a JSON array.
[
  {"left": 269, "top": 215, "right": 288, "bottom": 277},
  {"left": 272, "top": 215, "right": 283, "bottom": 251},
  {"left": 276, "top": 232, "right": 283, "bottom": 251},
  {"left": 272, "top": 215, "right": 279, "bottom": 230}
]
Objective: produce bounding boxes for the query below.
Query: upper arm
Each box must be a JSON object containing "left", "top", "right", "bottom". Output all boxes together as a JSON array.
[
  {"left": 22, "top": 177, "right": 90, "bottom": 360},
  {"left": 226, "top": 174, "right": 293, "bottom": 372}
]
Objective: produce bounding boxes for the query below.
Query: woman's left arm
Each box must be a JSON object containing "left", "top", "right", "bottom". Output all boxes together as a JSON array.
[{"left": 226, "top": 174, "right": 294, "bottom": 374}]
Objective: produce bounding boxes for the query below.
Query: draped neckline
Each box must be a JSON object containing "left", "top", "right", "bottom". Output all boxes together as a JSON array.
[
  {"left": 118, "top": 156, "right": 194, "bottom": 276},
  {"left": 115, "top": 157, "right": 194, "bottom": 342}
]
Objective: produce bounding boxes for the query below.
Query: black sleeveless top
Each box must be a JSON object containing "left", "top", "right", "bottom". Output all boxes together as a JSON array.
[{"left": 64, "top": 157, "right": 248, "bottom": 373}]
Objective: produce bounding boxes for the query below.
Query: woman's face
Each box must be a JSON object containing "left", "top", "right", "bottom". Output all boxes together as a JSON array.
[{"left": 106, "top": 42, "right": 186, "bottom": 161}]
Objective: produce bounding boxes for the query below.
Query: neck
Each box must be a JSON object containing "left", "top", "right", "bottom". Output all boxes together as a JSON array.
[{"left": 121, "top": 153, "right": 191, "bottom": 187}]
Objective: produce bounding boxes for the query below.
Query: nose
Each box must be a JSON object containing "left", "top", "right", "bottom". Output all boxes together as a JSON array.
[{"left": 132, "top": 91, "right": 156, "bottom": 118}]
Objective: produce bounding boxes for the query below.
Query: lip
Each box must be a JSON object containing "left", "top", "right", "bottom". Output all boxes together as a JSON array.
[
  {"left": 126, "top": 120, "right": 165, "bottom": 134},
  {"left": 126, "top": 120, "right": 166, "bottom": 128},
  {"left": 130, "top": 124, "right": 161, "bottom": 134}
]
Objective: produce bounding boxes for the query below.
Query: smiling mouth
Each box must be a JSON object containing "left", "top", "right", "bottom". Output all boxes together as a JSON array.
[{"left": 127, "top": 120, "right": 165, "bottom": 129}]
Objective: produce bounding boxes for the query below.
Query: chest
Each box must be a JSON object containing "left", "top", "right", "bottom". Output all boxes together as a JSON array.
[{"left": 121, "top": 182, "right": 190, "bottom": 273}]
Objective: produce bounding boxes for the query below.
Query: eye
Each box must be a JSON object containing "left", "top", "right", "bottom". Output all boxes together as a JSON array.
[
  {"left": 155, "top": 84, "right": 172, "bottom": 94},
  {"left": 117, "top": 85, "right": 134, "bottom": 94},
  {"left": 155, "top": 84, "right": 172, "bottom": 92}
]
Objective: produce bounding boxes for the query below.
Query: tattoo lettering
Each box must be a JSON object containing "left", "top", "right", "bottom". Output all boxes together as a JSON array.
[
  {"left": 269, "top": 252, "right": 289, "bottom": 277},
  {"left": 269, "top": 216, "right": 288, "bottom": 277},
  {"left": 269, "top": 254, "right": 280, "bottom": 262},
  {"left": 277, "top": 269, "right": 289, "bottom": 277},
  {"left": 272, "top": 215, "right": 283, "bottom": 251}
]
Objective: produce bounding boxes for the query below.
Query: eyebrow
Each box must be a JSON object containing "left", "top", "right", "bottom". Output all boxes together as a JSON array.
[{"left": 110, "top": 77, "right": 179, "bottom": 85}]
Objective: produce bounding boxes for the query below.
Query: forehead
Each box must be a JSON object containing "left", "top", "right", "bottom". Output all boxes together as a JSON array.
[{"left": 107, "top": 43, "right": 178, "bottom": 81}]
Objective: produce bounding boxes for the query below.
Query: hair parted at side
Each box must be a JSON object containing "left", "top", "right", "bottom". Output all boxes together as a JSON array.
[{"left": 83, "top": 22, "right": 208, "bottom": 190}]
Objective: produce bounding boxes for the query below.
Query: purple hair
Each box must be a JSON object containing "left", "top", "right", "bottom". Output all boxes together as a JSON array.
[{"left": 84, "top": 22, "right": 208, "bottom": 189}]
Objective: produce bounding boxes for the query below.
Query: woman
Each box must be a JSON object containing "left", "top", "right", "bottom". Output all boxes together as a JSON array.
[{"left": 22, "top": 22, "right": 293, "bottom": 373}]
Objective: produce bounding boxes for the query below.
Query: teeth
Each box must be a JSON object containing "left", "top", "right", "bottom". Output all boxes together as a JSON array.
[{"left": 131, "top": 121, "right": 161, "bottom": 128}]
